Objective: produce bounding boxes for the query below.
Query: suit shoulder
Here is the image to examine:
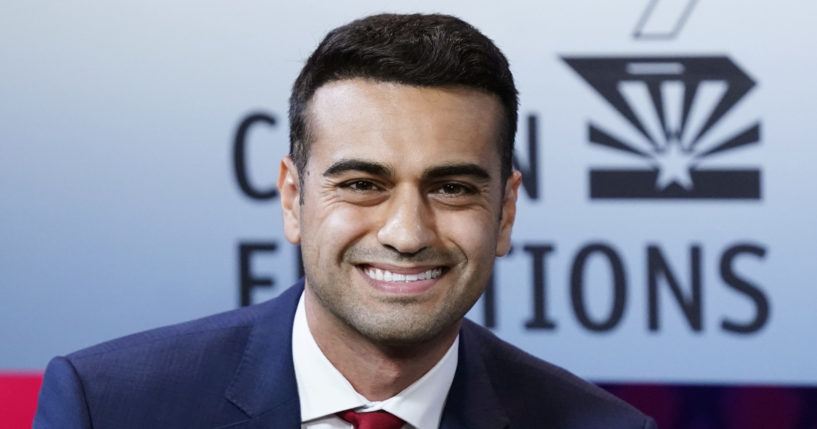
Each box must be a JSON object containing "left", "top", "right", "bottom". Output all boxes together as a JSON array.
[
  {"left": 460, "top": 319, "right": 654, "bottom": 428},
  {"left": 461, "top": 318, "right": 606, "bottom": 398},
  {"left": 42, "top": 284, "right": 304, "bottom": 427},
  {"left": 38, "top": 304, "right": 261, "bottom": 427}
]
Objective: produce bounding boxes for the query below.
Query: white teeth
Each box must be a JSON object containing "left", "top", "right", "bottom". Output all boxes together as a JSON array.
[{"left": 363, "top": 266, "right": 443, "bottom": 283}]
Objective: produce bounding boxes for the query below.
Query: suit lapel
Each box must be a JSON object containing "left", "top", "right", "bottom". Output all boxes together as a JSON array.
[
  {"left": 214, "top": 282, "right": 509, "bottom": 429},
  {"left": 440, "top": 320, "right": 510, "bottom": 429},
  {"left": 216, "top": 280, "right": 306, "bottom": 429}
]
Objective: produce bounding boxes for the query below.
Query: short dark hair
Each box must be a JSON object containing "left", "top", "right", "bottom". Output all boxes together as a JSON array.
[{"left": 288, "top": 13, "right": 518, "bottom": 183}]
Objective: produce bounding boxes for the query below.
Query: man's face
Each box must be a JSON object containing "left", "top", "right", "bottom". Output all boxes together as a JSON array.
[{"left": 279, "top": 78, "right": 520, "bottom": 347}]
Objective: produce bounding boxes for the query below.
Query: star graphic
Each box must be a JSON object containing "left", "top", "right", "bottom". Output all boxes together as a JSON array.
[{"left": 652, "top": 140, "right": 696, "bottom": 190}]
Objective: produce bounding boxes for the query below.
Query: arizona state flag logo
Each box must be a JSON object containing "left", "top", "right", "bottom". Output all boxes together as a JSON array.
[{"left": 563, "top": 56, "right": 761, "bottom": 199}]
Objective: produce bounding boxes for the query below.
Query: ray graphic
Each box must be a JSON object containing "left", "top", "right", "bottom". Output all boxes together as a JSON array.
[
  {"left": 589, "top": 124, "right": 652, "bottom": 158},
  {"left": 619, "top": 81, "right": 667, "bottom": 149},
  {"left": 695, "top": 123, "right": 760, "bottom": 159},
  {"left": 660, "top": 80, "right": 685, "bottom": 142}
]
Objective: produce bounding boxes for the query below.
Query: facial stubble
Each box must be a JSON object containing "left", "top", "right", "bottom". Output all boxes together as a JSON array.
[{"left": 303, "top": 244, "right": 490, "bottom": 349}]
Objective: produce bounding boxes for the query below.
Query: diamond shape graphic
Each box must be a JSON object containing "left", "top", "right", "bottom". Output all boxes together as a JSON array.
[{"left": 563, "top": 56, "right": 761, "bottom": 199}]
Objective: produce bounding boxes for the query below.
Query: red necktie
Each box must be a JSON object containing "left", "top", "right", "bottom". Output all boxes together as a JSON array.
[{"left": 337, "top": 409, "right": 405, "bottom": 429}]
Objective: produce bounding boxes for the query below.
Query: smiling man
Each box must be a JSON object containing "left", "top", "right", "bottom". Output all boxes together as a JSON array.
[{"left": 34, "top": 13, "right": 656, "bottom": 429}]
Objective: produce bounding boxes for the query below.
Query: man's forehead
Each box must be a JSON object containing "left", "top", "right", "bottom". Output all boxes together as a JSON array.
[
  {"left": 309, "top": 79, "right": 502, "bottom": 150},
  {"left": 303, "top": 78, "right": 505, "bottom": 163}
]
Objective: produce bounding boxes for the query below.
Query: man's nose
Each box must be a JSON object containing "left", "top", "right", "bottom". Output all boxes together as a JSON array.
[{"left": 376, "top": 187, "right": 435, "bottom": 255}]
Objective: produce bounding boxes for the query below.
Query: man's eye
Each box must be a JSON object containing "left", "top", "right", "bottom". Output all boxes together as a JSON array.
[
  {"left": 342, "top": 180, "right": 379, "bottom": 192},
  {"left": 435, "top": 183, "right": 475, "bottom": 196}
]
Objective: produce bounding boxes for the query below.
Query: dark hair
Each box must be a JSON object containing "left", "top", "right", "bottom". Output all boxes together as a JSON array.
[{"left": 288, "top": 13, "right": 518, "bottom": 183}]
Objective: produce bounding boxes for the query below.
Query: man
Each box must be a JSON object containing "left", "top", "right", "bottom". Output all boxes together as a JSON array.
[{"left": 34, "top": 13, "right": 656, "bottom": 429}]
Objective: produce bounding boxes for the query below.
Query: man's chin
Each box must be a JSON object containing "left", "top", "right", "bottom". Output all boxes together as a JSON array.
[{"left": 343, "top": 308, "right": 461, "bottom": 349}]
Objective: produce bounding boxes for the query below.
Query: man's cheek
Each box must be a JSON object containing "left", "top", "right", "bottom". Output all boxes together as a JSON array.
[
  {"left": 441, "top": 213, "right": 498, "bottom": 255},
  {"left": 323, "top": 206, "right": 373, "bottom": 237}
]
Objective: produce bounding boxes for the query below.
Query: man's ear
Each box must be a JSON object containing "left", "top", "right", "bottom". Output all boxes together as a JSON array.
[
  {"left": 278, "top": 156, "right": 302, "bottom": 245},
  {"left": 496, "top": 170, "right": 522, "bottom": 257}
]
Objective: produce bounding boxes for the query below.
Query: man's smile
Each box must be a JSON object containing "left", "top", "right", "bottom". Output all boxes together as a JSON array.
[
  {"left": 356, "top": 263, "right": 449, "bottom": 295},
  {"left": 360, "top": 264, "right": 445, "bottom": 283}
]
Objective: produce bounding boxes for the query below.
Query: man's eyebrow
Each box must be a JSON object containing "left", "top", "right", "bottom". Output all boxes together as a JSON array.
[
  {"left": 323, "top": 159, "right": 394, "bottom": 177},
  {"left": 423, "top": 163, "right": 492, "bottom": 181}
]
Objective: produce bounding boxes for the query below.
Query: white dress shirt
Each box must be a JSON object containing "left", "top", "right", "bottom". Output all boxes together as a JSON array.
[{"left": 292, "top": 292, "right": 459, "bottom": 429}]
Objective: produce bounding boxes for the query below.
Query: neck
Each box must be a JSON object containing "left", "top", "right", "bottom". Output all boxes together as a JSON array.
[{"left": 304, "top": 288, "right": 459, "bottom": 401}]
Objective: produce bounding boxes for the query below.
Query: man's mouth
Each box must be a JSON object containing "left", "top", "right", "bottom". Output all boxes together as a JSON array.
[{"left": 361, "top": 265, "right": 444, "bottom": 283}]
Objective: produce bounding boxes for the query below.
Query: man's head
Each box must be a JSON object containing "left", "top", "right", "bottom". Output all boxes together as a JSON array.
[
  {"left": 289, "top": 13, "right": 518, "bottom": 185},
  {"left": 279, "top": 13, "right": 521, "bottom": 351}
]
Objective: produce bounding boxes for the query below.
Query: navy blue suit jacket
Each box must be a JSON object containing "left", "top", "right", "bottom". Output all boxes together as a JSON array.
[{"left": 34, "top": 280, "right": 656, "bottom": 428}]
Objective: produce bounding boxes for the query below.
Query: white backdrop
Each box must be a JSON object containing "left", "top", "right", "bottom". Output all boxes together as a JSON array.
[{"left": 2, "top": 0, "right": 816, "bottom": 385}]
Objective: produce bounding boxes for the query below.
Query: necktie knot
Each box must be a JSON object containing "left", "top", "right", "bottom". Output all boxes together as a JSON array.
[{"left": 337, "top": 409, "right": 405, "bottom": 429}]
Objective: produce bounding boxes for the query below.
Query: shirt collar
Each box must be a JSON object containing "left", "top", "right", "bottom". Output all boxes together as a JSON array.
[{"left": 292, "top": 291, "right": 459, "bottom": 429}]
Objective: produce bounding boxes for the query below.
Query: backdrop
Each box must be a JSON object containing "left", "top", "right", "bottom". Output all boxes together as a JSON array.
[{"left": 2, "top": 0, "right": 816, "bottom": 425}]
